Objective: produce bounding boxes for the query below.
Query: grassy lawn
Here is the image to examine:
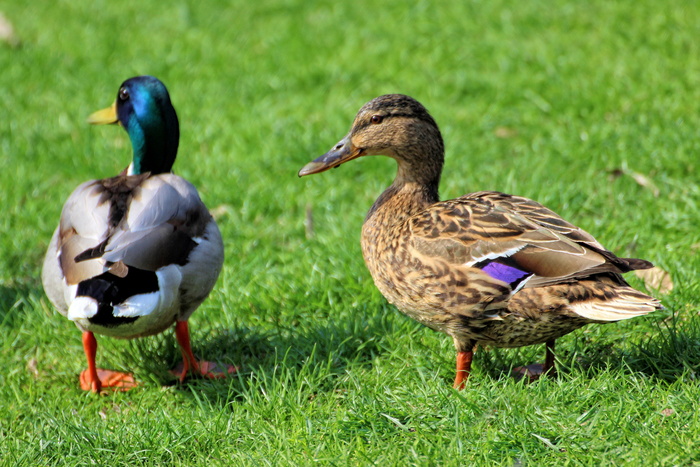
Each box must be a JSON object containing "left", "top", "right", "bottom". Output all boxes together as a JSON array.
[{"left": 2, "top": 0, "right": 700, "bottom": 464}]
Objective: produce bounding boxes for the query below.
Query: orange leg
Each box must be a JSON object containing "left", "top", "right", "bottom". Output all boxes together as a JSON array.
[
  {"left": 453, "top": 350, "right": 474, "bottom": 390},
  {"left": 79, "top": 331, "right": 136, "bottom": 393},
  {"left": 81, "top": 331, "right": 101, "bottom": 393},
  {"left": 170, "top": 320, "right": 237, "bottom": 382},
  {"left": 173, "top": 320, "right": 200, "bottom": 381}
]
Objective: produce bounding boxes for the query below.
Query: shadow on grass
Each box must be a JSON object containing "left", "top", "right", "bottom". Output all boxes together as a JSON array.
[
  {"left": 99, "top": 305, "right": 700, "bottom": 403},
  {"left": 477, "top": 312, "right": 700, "bottom": 385},
  {"left": 116, "top": 306, "right": 402, "bottom": 403},
  {"left": 591, "top": 317, "right": 700, "bottom": 383}
]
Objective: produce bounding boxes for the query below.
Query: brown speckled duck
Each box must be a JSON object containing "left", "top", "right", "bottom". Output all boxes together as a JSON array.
[{"left": 299, "top": 94, "right": 661, "bottom": 389}]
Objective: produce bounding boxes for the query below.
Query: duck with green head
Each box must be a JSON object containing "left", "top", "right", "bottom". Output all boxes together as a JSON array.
[
  {"left": 299, "top": 94, "right": 662, "bottom": 389},
  {"left": 42, "top": 76, "right": 235, "bottom": 393}
]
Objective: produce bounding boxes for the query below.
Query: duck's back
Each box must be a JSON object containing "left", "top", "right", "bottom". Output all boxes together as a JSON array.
[{"left": 42, "top": 172, "right": 223, "bottom": 336}]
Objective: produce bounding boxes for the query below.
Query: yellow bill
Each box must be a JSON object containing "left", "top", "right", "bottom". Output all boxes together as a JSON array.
[{"left": 87, "top": 102, "right": 118, "bottom": 125}]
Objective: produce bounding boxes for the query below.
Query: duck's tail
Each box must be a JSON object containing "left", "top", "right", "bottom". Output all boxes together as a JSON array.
[{"left": 569, "top": 282, "right": 662, "bottom": 322}]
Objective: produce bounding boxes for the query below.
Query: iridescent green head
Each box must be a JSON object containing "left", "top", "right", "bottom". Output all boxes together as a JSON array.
[{"left": 88, "top": 76, "right": 179, "bottom": 175}]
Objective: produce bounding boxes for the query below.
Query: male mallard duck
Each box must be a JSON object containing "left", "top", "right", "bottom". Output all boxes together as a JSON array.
[
  {"left": 299, "top": 94, "right": 661, "bottom": 389},
  {"left": 42, "top": 76, "right": 235, "bottom": 393}
]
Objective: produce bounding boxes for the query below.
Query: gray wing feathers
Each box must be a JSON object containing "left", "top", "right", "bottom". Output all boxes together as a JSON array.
[{"left": 51, "top": 173, "right": 219, "bottom": 280}]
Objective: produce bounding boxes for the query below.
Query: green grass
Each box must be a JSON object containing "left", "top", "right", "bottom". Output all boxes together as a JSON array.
[{"left": 1, "top": 0, "right": 700, "bottom": 464}]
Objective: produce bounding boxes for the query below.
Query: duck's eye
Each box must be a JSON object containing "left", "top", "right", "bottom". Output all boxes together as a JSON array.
[
  {"left": 118, "top": 87, "right": 129, "bottom": 101},
  {"left": 371, "top": 115, "right": 383, "bottom": 124}
]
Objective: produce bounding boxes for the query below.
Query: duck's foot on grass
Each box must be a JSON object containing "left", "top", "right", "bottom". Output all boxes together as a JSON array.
[
  {"left": 80, "top": 369, "right": 138, "bottom": 393},
  {"left": 512, "top": 339, "right": 557, "bottom": 382},
  {"left": 169, "top": 360, "right": 238, "bottom": 382},
  {"left": 512, "top": 363, "right": 558, "bottom": 382}
]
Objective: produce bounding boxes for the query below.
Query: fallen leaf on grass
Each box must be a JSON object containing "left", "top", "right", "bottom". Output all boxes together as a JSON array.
[
  {"left": 608, "top": 168, "right": 660, "bottom": 197},
  {"left": 0, "top": 12, "right": 19, "bottom": 47},
  {"left": 630, "top": 171, "right": 660, "bottom": 197},
  {"left": 27, "top": 358, "right": 39, "bottom": 379},
  {"left": 494, "top": 127, "right": 517, "bottom": 139},
  {"left": 209, "top": 204, "right": 231, "bottom": 220},
  {"left": 634, "top": 266, "right": 673, "bottom": 294},
  {"left": 608, "top": 168, "right": 624, "bottom": 180}
]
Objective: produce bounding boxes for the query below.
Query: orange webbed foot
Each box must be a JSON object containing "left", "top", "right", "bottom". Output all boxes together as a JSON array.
[
  {"left": 171, "top": 321, "right": 237, "bottom": 384},
  {"left": 169, "top": 360, "right": 238, "bottom": 382},
  {"left": 79, "top": 369, "right": 138, "bottom": 393},
  {"left": 512, "top": 363, "right": 557, "bottom": 382},
  {"left": 513, "top": 339, "right": 557, "bottom": 382}
]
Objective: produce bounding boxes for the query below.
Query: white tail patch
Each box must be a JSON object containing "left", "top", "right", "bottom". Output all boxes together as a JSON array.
[
  {"left": 571, "top": 299, "right": 658, "bottom": 322},
  {"left": 110, "top": 265, "right": 182, "bottom": 318},
  {"left": 113, "top": 292, "right": 160, "bottom": 318},
  {"left": 68, "top": 297, "right": 99, "bottom": 320}
]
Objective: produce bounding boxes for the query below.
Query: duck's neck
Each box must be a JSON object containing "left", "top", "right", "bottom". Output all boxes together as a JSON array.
[
  {"left": 365, "top": 140, "right": 443, "bottom": 226},
  {"left": 124, "top": 106, "right": 179, "bottom": 175},
  {"left": 365, "top": 175, "right": 440, "bottom": 229},
  {"left": 128, "top": 127, "right": 178, "bottom": 175}
]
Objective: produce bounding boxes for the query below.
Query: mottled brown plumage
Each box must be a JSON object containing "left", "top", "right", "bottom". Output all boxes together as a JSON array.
[{"left": 299, "top": 94, "right": 661, "bottom": 388}]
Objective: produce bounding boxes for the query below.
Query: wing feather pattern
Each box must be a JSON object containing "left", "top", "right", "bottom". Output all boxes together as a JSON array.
[
  {"left": 409, "top": 191, "right": 652, "bottom": 291},
  {"left": 53, "top": 173, "right": 213, "bottom": 289}
]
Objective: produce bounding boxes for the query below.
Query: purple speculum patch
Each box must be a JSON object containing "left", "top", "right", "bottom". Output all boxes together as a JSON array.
[{"left": 481, "top": 261, "right": 531, "bottom": 286}]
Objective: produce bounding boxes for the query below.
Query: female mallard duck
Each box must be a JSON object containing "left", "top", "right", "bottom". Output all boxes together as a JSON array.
[
  {"left": 42, "top": 76, "right": 235, "bottom": 393},
  {"left": 299, "top": 94, "right": 661, "bottom": 389}
]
